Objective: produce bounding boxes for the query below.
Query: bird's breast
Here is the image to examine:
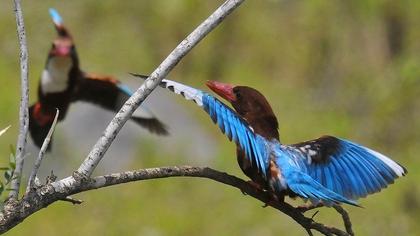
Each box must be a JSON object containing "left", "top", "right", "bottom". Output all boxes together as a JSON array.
[
  {"left": 41, "top": 57, "right": 73, "bottom": 94},
  {"left": 268, "top": 154, "right": 288, "bottom": 192}
]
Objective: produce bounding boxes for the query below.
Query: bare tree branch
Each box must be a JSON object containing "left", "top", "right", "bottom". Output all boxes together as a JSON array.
[
  {"left": 77, "top": 0, "right": 246, "bottom": 178},
  {"left": 9, "top": 0, "right": 30, "bottom": 200},
  {"left": 0, "top": 166, "right": 352, "bottom": 235},
  {"left": 26, "top": 109, "right": 59, "bottom": 193},
  {"left": 86, "top": 167, "right": 352, "bottom": 235}
]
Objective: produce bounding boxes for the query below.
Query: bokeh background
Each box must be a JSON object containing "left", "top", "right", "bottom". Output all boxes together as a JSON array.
[{"left": 0, "top": 0, "right": 419, "bottom": 235}]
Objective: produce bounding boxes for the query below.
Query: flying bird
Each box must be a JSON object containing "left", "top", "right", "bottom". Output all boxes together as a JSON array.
[
  {"left": 29, "top": 9, "right": 168, "bottom": 149},
  {"left": 133, "top": 74, "right": 407, "bottom": 206}
]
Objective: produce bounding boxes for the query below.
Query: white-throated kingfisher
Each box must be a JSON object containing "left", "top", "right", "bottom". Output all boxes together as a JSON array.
[
  {"left": 29, "top": 9, "right": 168, "bottom": 149},
  {"left": 134, "top": 75, "right": 407, "bottom": 206}
]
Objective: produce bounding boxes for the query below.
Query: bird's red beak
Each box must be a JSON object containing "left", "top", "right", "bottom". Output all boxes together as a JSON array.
[{"left": 206, "top": 80, "right": 236, "bottom": 102}]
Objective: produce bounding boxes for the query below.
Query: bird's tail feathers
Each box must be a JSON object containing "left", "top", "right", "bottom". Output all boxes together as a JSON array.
[
  {"left": 286, "top": 171, "right": 360, "bottom": 207},
  {"left": 131, "top": 117, "right": 169, "bottom": 135}
]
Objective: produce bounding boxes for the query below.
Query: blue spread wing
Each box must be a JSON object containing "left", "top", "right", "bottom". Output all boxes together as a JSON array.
[
  {"left": 202, "top": 94, "right": 269, "bottom": 176},
  {"left": 141, "top": 78, "right": 270, "bottom": 176},
  {"left": 282, "top": 136, "right": 406, "bottom": 200}
]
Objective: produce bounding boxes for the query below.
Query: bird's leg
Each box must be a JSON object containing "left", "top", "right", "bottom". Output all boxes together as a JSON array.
[
  {"left": 247, "top": 180, "right": 264, "bottom": 190},
  {"left": 241, "top": 180, "right": 263, "bottom": 195},
  {"left": 262, "top": 192, "right": 285, "bottom": 208}
]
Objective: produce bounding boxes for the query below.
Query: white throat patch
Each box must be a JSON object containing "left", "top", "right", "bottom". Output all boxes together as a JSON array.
[{"left": 41, "top": 56, "right": 73, "bottom": 94}]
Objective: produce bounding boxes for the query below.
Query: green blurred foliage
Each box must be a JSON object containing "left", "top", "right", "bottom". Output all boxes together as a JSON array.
[{"left": 0, "top": 0, "right": 419, "bottom": 235}]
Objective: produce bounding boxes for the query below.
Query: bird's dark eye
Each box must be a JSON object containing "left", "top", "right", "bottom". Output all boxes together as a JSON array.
[{"left": 234, "top": 90, "right": 241, "bottom": 99}]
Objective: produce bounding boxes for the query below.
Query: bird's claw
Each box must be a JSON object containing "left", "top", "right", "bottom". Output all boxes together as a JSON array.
[
  {"left": 262, "top": 193, "right": 281, "bottom": 208},
  {"left": 247, "top": 180, "right": 263, "bottom": 191},
  {"left": 242, "top": 180, "right": 263, "bottom": 195}
]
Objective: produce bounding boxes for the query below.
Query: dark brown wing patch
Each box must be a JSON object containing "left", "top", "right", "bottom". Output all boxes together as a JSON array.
[{"left": 290, "top": 135, "right": 341, "bottom": 164}]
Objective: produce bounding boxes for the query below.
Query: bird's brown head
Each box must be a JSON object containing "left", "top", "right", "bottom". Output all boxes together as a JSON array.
[
  {"left": 48, "top": 22, "right": 79, "bottom": 69},
  {"left": 206, "top": 80, "right": 279, "bottom": 140}
]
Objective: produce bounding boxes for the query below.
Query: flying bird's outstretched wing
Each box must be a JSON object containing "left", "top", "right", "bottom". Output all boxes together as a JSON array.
[{"left": 73, "top": 73, "right": 168, "bottom": 135}]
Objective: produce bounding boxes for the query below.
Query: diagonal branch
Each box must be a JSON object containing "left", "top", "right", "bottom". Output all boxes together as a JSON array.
[
  {"left": 9, "top": 0, "right": 30, "bottom": 200},
  {"left": 76, "top": 0, "right": 246, "bottom": 178}
]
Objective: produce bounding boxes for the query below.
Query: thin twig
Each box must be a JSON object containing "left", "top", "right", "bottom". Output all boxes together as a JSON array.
[
  {"left": 0, "top": 125, "right": 11, "bottom": 137},
  {"left": 26, "top": 109, "right": 59, "bottom": 193},
  {"left": 9, "top": 0, "right": 30, "bottom": 200},
  {"left": 77, "top": 0, "right": 246, "bottom": 178},
  {"left": 333, "top": 205, "right": 354, "bottom": 236},
  {"left": 306, "top": 228, "right": 314, "bottom": 236},
  {"left": 60, "top": 197, "right": 83, "bottom": 205}
]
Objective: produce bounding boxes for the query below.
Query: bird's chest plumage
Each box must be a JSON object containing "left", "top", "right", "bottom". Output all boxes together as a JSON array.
[
  {"left": 236, "top": 140, "right": 286, "bottom": 192},
  {"left": 39, "top": 57, "right": 75, "bottom": 119},
  {"left": 267, "top": 151, "right": 288, "bottom": 193},
  {"left": 236, "top": 147, "right": 267, "bottom": 187},
  {"left": 41, "top": 57, "right": 73, "bottom": 95},
  {"left": 39, "top": 92, "right": 71, "bottom": 121}
]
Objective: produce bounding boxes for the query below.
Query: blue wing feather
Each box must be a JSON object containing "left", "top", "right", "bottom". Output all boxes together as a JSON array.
[
  {"left": 329, "top": 159, "right": 344, "bottom": 196},
  {"left": 341, "top": 156, "right": 368, "bottom": 197},
  {"left": 284, "top": 137, "right": 406, "bottom": 200},
  {"left": 349, "top": 157, "right": 369, "bottom": 197},
  {"left": 349, "top": 148, "right": 388, "bottom": 192},
  {"left": 284, "top": 171, "right": 358, "bottom": 206},
  {"left": 202, "top": 94, "right": 269, "bottom": 176},
  {"left": 117, "top": 83, "right": 134, "bottom": 97},
  {"left": 332, "top": 157, "right": 358, "bottom": 198}
]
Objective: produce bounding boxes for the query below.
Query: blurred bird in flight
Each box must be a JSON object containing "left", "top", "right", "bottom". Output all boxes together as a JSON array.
[{"left": 29, "top": 9, "right": 168, "bottom": 149}]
